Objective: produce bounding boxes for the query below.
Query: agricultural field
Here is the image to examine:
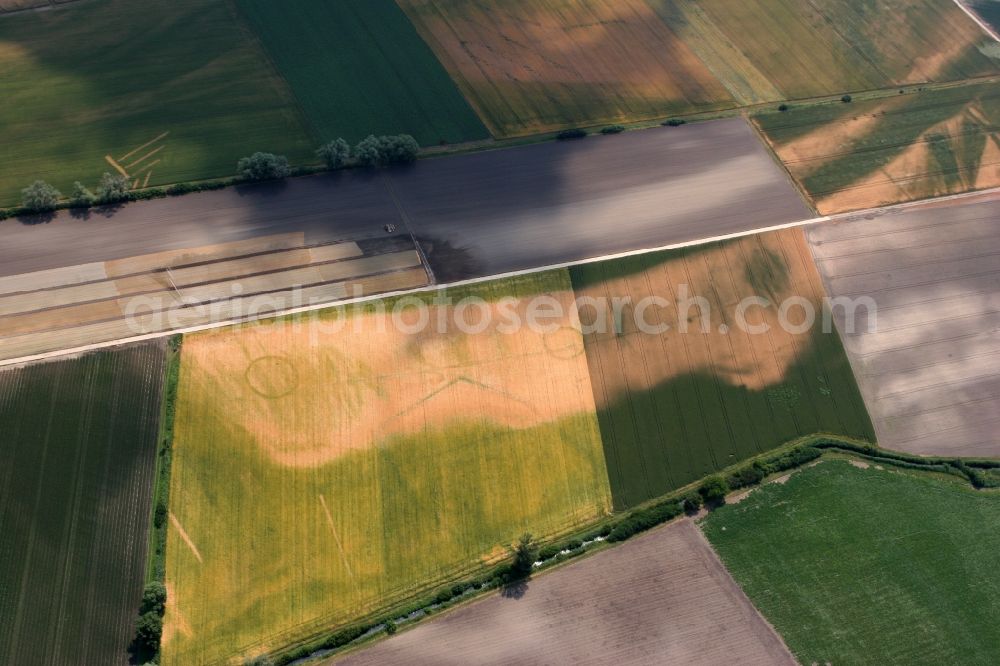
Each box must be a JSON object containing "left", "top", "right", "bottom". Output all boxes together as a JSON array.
[
  {"left": 0, "top": 0, "right": 314, "bottom": 207},
  {"left": 969, "top": 0, "right": 1000, "bottom": 33},
  {"left": 162, "top": 272, "right": 612, "bottom": 665},
  {"left": 807, "top": 197, "right": 1000, "bottom": 457},
  {"left": 757, "top": 82, "right": 1000, "bottom": 213},
  {"left": 704, "top": 459, "right": 1000, "bottom": 663},
  {"left": 653, "top": 0, "right": 1000, "bottom": 104},
  {"left": 236, "top": 0, "right": 488, "bottom": 146},
  {"left": 0, "top": 342, "right": 166, "bottom": 665},
  {"left": 397, "top": 0, "right": 735, "bottom": 137},
  {"left": 570, "top": 228, "right": 875, "bottom": 509},
  {"left": 334, "top": 520, "right": 794, "bottom": 665}
]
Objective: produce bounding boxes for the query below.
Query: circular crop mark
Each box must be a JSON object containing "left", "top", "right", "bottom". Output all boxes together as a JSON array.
[
  {"left": 543, "top": 326, "right": 585, "bottom": 360},
  {"left": 245, "top": 356, "right": 299, "bottom": 399}
]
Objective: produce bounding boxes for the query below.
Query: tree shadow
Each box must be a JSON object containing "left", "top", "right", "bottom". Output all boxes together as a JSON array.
[
  {"left": 500, "top": 578, "right": 529, "bottom": 600},
  {"left": 16, "top": 210, "right": 56, "bottom": 225},
  {"left": 416, "top": 235, "right": 482, "bottom": 283}
]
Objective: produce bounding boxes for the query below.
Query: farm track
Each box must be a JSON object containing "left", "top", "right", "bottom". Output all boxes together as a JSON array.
[{"left": 0, "top": 342, "right": 166, "bottom": 665}]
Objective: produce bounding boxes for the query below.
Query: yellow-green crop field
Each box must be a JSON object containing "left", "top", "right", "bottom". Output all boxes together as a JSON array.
[{"left": 162, "top": 272, "right": 612, "bottom": 664}]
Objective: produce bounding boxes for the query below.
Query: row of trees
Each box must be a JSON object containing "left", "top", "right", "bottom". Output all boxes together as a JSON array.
[
  {"left": 18, "top": 134, "right": 421, "bottom": 212},
  {"left": 238, "top": 134, "right": 420, "bottom": 181},
  {"left": 21, "top": 172, "right": 132, "bottom": 212}
]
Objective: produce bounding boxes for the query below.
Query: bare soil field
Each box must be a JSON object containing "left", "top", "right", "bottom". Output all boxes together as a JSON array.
[
  {"left": 397, "top": 0, "right": 734, "bottom": 136},
  {"left": 0, "top": 234, "right": 427, "bottom": 362},
  {"left": 806, "top": 197, "right": 1000, "bottom": 456},
  {"left": 333, "top": 520, "right": 794, "bottom": 665},
  {"left": 571, "top": 227, "right": 874, "bottom": 508},
  {"left": 757, "top": 83, "right": 1000, "bottom": 213}
]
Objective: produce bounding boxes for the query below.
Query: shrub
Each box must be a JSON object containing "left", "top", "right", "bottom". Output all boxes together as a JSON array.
[
  {"left": 538, "top": 544, "right": 561, "bottom": 561},
  {"left": 778, "top": 103, "right": 790, "bottom": 112},
  {"left": 727, "top": 463, "right": 766, "bottom": 490},
  {"left": 608, "top": 500, "right": 683, "bottom": 542},
  {"left": 681, "top": 491, "right": 703, "bottom": 514},
  {"left": 69, "top": 181, "right": 95, "bottom": 207},
  {"left": 662, "top": 118, "right": 686, "bottom": 127},
  {"left": 96, "top": 172, "right": 132, "bottom": 204},
  {"left": 21, "top": 180, "right": 61, "bottom": 212},
  {"left": 384, "top": 620, "right": 397, "bottom": 635},
  {"left": 600, "top": 125, "right": 625, "bottom": 134},
  {"left": 567, "top": 539, "right": 583, "bottom": 550},
  {"left": 556, "top": 128, "right": 587, "bottom": 140},
  {"left": 153, "top": 501, "right": 167, "bottom": 529},
  {"left": 317, "top": 138, "right": 351, "bottom": 169},
  {"left": 699, "top": 476, "right": 730, "bottom": 506},
  {"left": 841, "top": 94, "right": 853, "bottom": 103},
  {"left": 141, "top": 581, "right": 167, "bottom": 615},
  {"left": 236, "top": 152, "right": 291, "bottom": 181}
]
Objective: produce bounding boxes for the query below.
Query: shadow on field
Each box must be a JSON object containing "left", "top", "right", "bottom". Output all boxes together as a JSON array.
[{"left": 501, "top": 579, "right": 529, "bottom": 600}]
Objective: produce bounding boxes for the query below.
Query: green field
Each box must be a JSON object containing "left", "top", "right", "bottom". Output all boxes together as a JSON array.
[
  {"left": 971, "top": 0, "right": 1000, "bottom": 32},
  {"left": 570, "top": 229, "right": 875, "bottom": 509},
  {"left": 236, "top": 0, "right": 489, "bottom": 146},
  {"left": 758, "top": 82, "right": 1000, "bottom": 213},
  {"left": 163, "top": 272, "right": 611, "bottom": 664},
  {"left": 0, "top": 343, "right": 166, "bottom": 664},
  {"left": 704, "top": 460, "right": 1000, "bottom": 663},
  {"left": 0, "top": 0, "right": 314, "bottom": 207}
]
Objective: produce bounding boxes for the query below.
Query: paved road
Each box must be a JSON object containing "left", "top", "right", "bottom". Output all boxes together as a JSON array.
[{"left": 0, "top": 118, "right": 811, "bottom": 284}]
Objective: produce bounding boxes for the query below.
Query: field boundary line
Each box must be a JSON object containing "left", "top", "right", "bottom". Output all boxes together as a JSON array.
[
  {"left": 954, "top": 0, "right": 1000, "bottom": 42},
  {"left": 5, "top": 184, "right": 1000, "bottom": 368}
]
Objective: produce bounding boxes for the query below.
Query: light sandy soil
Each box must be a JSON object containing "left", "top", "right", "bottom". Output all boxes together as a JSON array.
[
  {"left": 182, "top": 286, "right": 598, "bottom": 467},
  {"left": 575, "top": 228, "right": 828, "bottom": 407},
  {"left": 333, "top": 519, "right": 794, "bottom": 666},
  {"left": 0, "top": 235, "right": 425, "bottom": 362},
  {"left": 806, "top": 197, "right": 1000, "bottom": 456}
]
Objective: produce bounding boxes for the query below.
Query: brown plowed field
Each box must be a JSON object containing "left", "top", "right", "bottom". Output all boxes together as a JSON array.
[{"left": 333, "top": 520, "right": 794, "bottom": 666}]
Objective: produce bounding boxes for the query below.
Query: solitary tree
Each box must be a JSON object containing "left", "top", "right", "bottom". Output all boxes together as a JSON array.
[
  {"left": 317, "top": 138, "right": 351, "bottom": 169},
  {"left": 236, "top": 152, "right": 291, "bottom": 181},
  {"left": 96, "top": 172, "right": 131, "bottom": 204},
  {"left": 510, "top": 532, "right": 539, "bottom": 579},
  {"left": 21, "top": 180, "right": 61, "bottom": 212}
]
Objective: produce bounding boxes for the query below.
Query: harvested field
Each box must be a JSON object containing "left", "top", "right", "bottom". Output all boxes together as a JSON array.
[
  {"left": 806, "top": 198, "right": 1000, "bottom": 457},
  {"left": 0, "top": 234, "right": 428, "bottom": 362},
  {"left": 704, "top": 459, "right": 1000, "bottom": 663},
  {"left": 398, "top": 0, "right": 734, "bottom": 137},
  {"left": 571, "top": 227, "right": 874, "bottom": 509},
  {"left": 236, "top": 0, "right": 488, "bottom": 146},
  {"left": 654, "top": 0, "right": 1000, "bottom": 103},
  {"left": 333, "top": 520, "right": 794, "bottom": 666},
  {"left": 162, "top": 271, "right": 612, "bottom": 665},
  {"left": 0, "top": 0, "right": 314, "bottom": 206},
  {"left": 757, "top": 83, "right": 1000, "bottom": 213},
  {"left": 0, "top": 342, "right": 166, "bottom": 665}
]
